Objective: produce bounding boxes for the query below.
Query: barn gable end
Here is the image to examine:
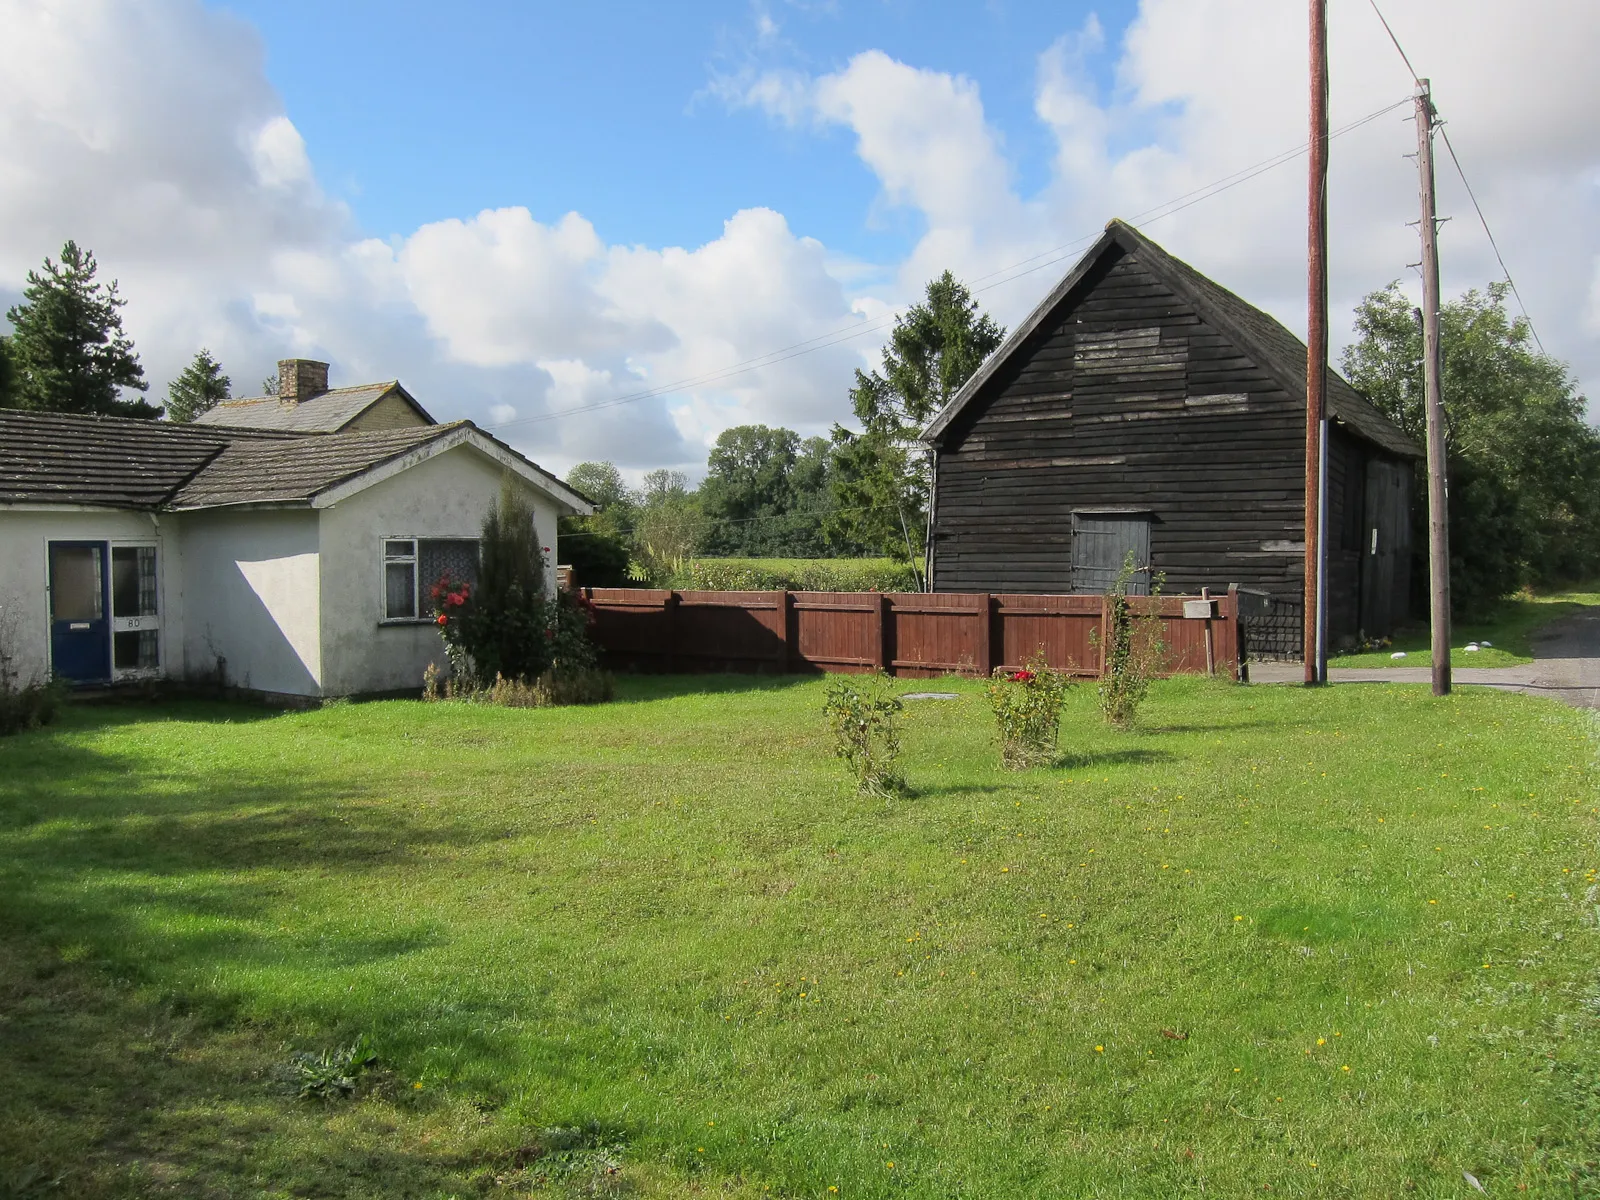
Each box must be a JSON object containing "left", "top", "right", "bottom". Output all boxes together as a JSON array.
[{"left": 923, "top": 221, "right": 1420, "bottom": 658}]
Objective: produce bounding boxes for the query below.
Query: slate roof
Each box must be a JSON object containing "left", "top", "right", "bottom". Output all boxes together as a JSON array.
[
  {"left": 923, "top": 219, "right": 1421, "bottom": 459},
  {"left": 0, "top": 411, "right": 587, "bottom": 514},
  {"left": 0, "top": 410, "right": 290, "bottom": 509},
  {"left": 168, "top": 423, "right": 459, "bottom": 509},
  {"left": 194, "top": 381, "right": 434, "bottom": 432}
]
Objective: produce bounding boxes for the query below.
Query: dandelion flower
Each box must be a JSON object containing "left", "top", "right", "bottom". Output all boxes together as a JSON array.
[{"left": 1095, "top": 1045, "right": 1104, "bottom": 1053}]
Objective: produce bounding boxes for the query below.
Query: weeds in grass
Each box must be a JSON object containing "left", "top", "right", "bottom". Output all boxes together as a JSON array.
[
  {"left": 822, "top": 673, "right": 907, "bottom": 797},
  {"left": 423, "top": 665, "right": 616, "bottom": 707},
  {"left": 1091, "top": 555, "right": 1167, "bottom": 729},
  {"left": 0, "top": 598, "right": 65, "bottom": 737},
  {"left": 986, "top": 650, "right": 1069, "bottom": 769},
  {"left": 288, "top": 1033, "right": 378, "bottom": 1102}
]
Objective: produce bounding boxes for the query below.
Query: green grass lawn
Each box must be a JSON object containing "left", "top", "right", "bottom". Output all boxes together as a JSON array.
[
  {"left": 1, "top": 677, "right": 1597, "bottom": 1198},
  {"left": 1328, "top": 581, "right": 1600, "bottom": 669}
]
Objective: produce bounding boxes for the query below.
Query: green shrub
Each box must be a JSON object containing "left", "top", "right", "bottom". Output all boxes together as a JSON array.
[
  {"left": 0, "top": 679, "right": 65, "bottom": 737},
  {"left": 821, "top": 673, "right": 906, "bottom": 797},
  {"left": 1090, "top": 556, "right": 1167, "bottom": 730},
  {"left": 431, "top": 479, "right": 602, "bottom": 689},
  {"left": 986, "top": 651, "right": 1069, "bottom": 769},
  {"left": 677, "top": 557, "right": 919, "bottom": 593}
]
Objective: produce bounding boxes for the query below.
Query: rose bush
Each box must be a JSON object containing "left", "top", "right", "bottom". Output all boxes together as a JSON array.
[{"left": 986, "top": 651, "right": 1068, "bottom": 769}]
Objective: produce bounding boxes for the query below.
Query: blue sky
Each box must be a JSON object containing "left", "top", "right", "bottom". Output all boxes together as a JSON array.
[
  {"left": 2, "top": 0, "right": 1593, "bottom": 473},
  {"left": 221, "top": 0, "right": 1138, "bottom": 264}
]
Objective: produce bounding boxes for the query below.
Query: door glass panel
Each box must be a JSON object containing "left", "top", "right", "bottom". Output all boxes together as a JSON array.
[
  {"left": 50, "top": 546, "right": 103, "bottom": 621},
  {"left": 112, "top": 546, "right": 159, "bottom": 617},
  {"left": 117, "top": 546, "right": 158, "bottom": 616},
  {"left": 114, "top": 630, "right": 160, "bottom": 670}
]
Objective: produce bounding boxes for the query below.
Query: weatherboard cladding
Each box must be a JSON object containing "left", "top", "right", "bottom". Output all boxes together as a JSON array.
[
  {"left": 194, "top": 381, "right": 430, "bottom": 432},
  {"left": 926, "top": 229, "right": 1413, "bottom": 653},
  {"left": 0, "top": 410, "right": 461, "bottom": 510}
]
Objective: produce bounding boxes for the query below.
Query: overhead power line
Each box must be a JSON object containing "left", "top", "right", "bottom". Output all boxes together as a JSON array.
[
  {"left": 1437, "top": 127, "right": 1546, "bottom": 355},
  {"left": 485, "top": 94, "right": 1411, "bottom": 435},
  {"left": 1365, "top": 0, "right": 1546, "bottom": 354}
]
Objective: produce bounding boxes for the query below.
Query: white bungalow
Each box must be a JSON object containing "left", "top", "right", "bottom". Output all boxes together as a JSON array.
[{"left": 0, "top": 380, "right": 592, "bottom": 700}]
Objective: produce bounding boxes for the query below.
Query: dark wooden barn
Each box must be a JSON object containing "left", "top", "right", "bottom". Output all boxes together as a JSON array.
[{"left": 921, "top": 220, "right": 1421, "bottom": 659}]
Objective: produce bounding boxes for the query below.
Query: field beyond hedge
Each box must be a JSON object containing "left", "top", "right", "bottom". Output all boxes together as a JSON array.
[{"left": 1, "top": 677, "right": 1597, "bottom": 1198}]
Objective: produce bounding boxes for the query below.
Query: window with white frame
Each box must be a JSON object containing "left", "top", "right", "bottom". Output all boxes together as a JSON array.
[{"left": 383, "top": 538, "right": 480, "bottom": 621}]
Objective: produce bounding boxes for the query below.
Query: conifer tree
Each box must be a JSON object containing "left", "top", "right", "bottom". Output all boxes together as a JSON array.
[
  {"left": 3, "top": 241, "right": 155, "bottom": 418},
  {"left": 166, "top": 349, "right": 231, "bottom": 423}
]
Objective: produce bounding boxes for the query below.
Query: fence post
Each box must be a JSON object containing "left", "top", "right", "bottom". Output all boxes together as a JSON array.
[
  {"left": 1227, "top": 582, "right": 1242, "bottom": 681},
  {"left": 777, "top": 589, "right": 793, "bottom": 674},
  {"left": 976, "top": 593, "right": 993, "bottom": 678},
  {"left": 664, "top": 591, "right": 680, "bottom": 674}
]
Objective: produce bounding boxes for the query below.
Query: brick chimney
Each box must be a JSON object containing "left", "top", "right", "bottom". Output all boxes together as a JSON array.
[{"left": 277, "top": 359, "right": 330, "bottom": 404}]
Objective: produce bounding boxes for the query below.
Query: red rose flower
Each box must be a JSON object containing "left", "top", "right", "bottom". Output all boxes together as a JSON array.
[
  {"left": 1012, "top": 669, "right": 1035, "bottom": 682},
  {"left": 436, "top": 614, "right": 448, "bottom": 626}
]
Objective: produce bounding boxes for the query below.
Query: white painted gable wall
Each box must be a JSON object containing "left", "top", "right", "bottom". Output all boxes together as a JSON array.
[{"left": 317, "top": 442, "right": 560, "bottom": 697}]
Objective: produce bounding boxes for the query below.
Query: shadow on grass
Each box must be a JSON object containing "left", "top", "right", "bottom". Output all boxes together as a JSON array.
[
  {"left": 609, "top": 672, "right": 821, "bottom": 703},
  {"left": 0, "top": 933, "right": 626, "bottom": 1199},
  {"left": 0, "top": 720, "right": 656, "bottom": 1181},
  {"left": 1127, "top": 719, "right": 1290, "bottom": 735},
  {"left": 1049, "top": 747, "right": 1175, "bottom": 769}
]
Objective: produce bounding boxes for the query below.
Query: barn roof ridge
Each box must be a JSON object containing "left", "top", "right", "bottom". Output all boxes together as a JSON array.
[{"left": 921, "top": 219, "right": 1421, "bottom": 459}]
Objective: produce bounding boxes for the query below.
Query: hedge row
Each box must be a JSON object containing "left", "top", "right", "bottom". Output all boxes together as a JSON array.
[{"left": 670, "top": 558, "right": 920, "bottom": 593}]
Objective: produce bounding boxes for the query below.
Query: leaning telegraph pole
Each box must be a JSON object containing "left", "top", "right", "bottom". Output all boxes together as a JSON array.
[
  {"left": 1414, "top": 79, "right": 1451, "bottom": 695},
  {"left": 1304, "top": 0, "right": 1329, "bottom": 685}
]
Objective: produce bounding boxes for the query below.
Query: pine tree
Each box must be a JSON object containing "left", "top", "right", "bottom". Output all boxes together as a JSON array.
[
  {"left": 0, "top": 337, "right": 14, "bottom": 408},
  {"left": 166, "top": 349, "right": 231, "bottom": 423},
  {"left": 3, "top": 241, "right": 155, "bottom": 418},
  {"left": 824, "top": 271, "right": 1005, "bottom": 564}
]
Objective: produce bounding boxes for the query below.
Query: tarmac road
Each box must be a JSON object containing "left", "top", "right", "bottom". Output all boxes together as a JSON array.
[{"left": 1248, "top": 608, "right": 1600, "bottom": 709}]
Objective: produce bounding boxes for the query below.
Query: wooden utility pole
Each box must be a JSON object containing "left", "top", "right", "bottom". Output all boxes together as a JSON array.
[
  {"left": 1304, "top": 0, "right": 1329, "bottom": 685},
  {"left": 1414, "top": 79, "right": 1451, "bottom": 695}
]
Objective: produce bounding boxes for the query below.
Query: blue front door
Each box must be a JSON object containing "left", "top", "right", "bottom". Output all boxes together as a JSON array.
[{"left": 49, "top": 541, "right": 110, "bottom": 683}]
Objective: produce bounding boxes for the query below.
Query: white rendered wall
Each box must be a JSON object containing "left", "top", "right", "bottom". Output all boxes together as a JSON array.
[
  {"left": 0, "top": 507, "right": 183, "bottom": 685},
  {"left": 316, "top": 444, "right": 562, "bottom": 696},
  {"left": 179, "top": 508, "right": 322, "bottom": 696}
]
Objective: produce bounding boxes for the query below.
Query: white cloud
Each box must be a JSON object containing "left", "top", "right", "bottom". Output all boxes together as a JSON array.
[
  {"left": 728, "top": 1, "right": 1600, "bottom": 404},
  {"left": 0, "top": 0, "right": 876, "bottom": 476},
  {"left": 2, "top": 0, "right": 1593, "bottom": 501},
  {"left": 251, "top": 115, "right": 313, "bottom": 190}
]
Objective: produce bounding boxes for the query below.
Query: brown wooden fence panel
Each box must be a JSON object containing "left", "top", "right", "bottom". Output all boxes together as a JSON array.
[
  {"left": 585, "top": 587, "right": 674, "bottom": 672},
  {"left": 888, "top": 592, "right": 987, "bottom": 677},
  {"left": 582, "top": 587, "right": 1240, "bottom": 680},
  {"left": 673, "top": 590, "right": 787, "bottom": 672},
  {"left": 995, "top": 593, "right": 1104, "bottom": 677},
  {"left": 792, "top": 592, "right": 880, "bottom": 673}
]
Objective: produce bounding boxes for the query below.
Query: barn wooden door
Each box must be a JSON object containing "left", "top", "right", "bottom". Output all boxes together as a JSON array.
[
  {"left": 1359, "top": 460, "right": 1410, "bottom": 636},
  {"left": 1071, "top": 514, "right": 1151, "bottom": 594}
]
